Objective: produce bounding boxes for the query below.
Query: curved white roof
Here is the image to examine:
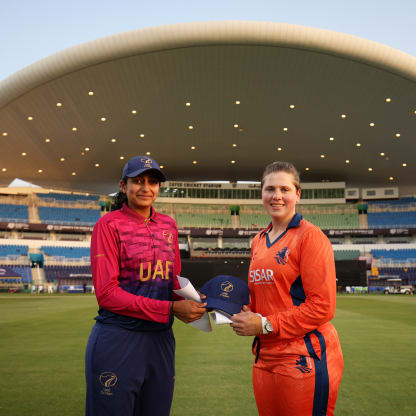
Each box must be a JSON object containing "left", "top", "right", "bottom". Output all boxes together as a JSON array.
[{"left": 0, "top": 21, "right": 415, "bottom": 193}]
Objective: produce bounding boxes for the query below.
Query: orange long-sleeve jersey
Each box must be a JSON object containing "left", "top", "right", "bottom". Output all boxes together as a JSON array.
[{"left": 249, "top": 213, "right": 337, "bottom": 358}]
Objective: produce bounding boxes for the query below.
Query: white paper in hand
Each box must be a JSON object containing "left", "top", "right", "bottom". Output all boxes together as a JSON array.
[
  {"left": 173, "top": 276, "right": 212, "bottom": 332},
  {"left": 210, "top": 310, "right": 233, "bottom": 325}
]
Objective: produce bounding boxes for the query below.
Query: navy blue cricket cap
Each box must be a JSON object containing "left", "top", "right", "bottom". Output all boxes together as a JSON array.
[
  {"left": 122, "top": 156, "right": 166, "bottom": 182},
  {"left": 200, "top": 275, "right": 249, "bottom": 315}
]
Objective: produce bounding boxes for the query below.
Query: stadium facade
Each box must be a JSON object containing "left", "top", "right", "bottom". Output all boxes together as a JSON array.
[{"left": 0, "top": 22, "right": 415, "bottom": 293}]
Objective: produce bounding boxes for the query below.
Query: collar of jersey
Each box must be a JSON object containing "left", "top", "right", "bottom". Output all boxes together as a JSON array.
[
  {"left": 262, "top": 213, "right": 303, "bottom": 248},
  {"left": 121, "top": 203, "right": 158, "bottom": 225}
]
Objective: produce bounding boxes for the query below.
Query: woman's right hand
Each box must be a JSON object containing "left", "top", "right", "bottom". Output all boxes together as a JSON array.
[{"left": 172, "top": 300, "right": 207, "bottom": 323}]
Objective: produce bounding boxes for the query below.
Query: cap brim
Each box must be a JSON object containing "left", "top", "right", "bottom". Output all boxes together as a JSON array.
[
  {"left": 125, "top": 168, "right": 166, "bottom": 182},
  {"left": 204, "top": 297, "right": 245, "bottom": 315}
]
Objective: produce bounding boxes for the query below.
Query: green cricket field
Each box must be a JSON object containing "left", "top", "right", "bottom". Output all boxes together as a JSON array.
[{"left": 0, "top": 294, "right": 415, "bottom": 415}]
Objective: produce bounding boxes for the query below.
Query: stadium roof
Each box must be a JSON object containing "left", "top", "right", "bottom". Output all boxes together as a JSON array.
[{"left": 1, "top": 21, "right": 416, "bottom": 194}]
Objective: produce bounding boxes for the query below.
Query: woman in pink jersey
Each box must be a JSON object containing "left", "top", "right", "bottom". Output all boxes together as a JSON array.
[
  {"left": 85, "top": 156, "right": 206, "bottom": 416},
  {"left": 231, "top": 161, "right": 343, "bottom": 416}
]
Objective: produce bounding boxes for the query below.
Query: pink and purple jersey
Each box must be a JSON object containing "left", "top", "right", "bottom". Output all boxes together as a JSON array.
[{"left": 90, "top": 203, "right": 182, "bottom": 331}]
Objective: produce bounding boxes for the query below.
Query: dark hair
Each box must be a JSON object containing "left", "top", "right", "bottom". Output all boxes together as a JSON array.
[
  {"left": 261, "top": 161, "right": 301, "bottom": 190},
  {"left": 111, "top": 177, "right": 128, "bottom": 211}
]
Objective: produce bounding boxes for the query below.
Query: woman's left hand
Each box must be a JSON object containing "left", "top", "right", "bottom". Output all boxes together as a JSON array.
[{"left": 230, "top": 310, "right": 262, "bottom": 336}]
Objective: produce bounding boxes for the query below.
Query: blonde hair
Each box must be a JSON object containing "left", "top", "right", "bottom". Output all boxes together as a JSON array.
[{"left": 261, "top": 161, "right": 301, "bottom": 190}]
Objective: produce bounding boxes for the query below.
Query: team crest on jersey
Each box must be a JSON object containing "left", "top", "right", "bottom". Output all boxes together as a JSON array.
[
  {"left": 99, "top": 372, "right": 118, "bottom": 396},
  {"left": 162, "top": 230, "right": 173, "bottom": 244},
  {"left": 295, "top": 356, "right": 312, "bottom": 374},
  {"left": 275, "top": 247, "right": 290, "bottom": 265}
]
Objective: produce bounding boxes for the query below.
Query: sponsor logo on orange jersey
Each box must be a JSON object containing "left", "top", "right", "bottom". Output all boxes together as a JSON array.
[{"left": 249, "top": 269, "right": 274, "bottom": 283}]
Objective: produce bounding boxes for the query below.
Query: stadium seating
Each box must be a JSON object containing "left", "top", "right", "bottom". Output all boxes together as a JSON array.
[
  {"left": 333, "top": 250, "right": 360, "bottom": 261},
  {"left": 377, "top": 266, "right": 416, "bottom": 285},
  {"left": 175, "top": 213, "right": 231, "bottom": 228},
  {"left": 44, "top": 265, "right": 91, "bottom": 282},
  {"left": 301, "top": 213, "right": 359, "bottom": 229},
  {"left": 0, "top": 204, "right": 29, "bottom": 223},
  {"left": 40, "top": 246, "right": 90, "bottom": 259},
  {"left": 37, "top": 192, "right": 99, "bottom": 202},
  {"left": 239, "top": 213, "right": 270, "bottom": 228},
  {"left": 38, "top": 207, "right": 100, "bottom": 226},
  {"left": 0, "top": 245, "right": 29, "bottom": 258},
  {"left": 371, "top": 249, "right": 416, "bottom": 263},
  {"left": 367, "top": 212, "right": 416, "bottom": 229},
  {"left": 0, "top": 264, "right": 32, "bottom": 284}
]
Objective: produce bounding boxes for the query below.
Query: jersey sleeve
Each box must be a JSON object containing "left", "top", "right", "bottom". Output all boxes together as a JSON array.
[
  {"left": 172, "top": 223, "right": 184, "bottom": 301},
  {"left": 91, "top": 218, "right": 171, "bottom": 323},
  {"left": 267, "top": 227, "right": 336, "bottom": 339}
]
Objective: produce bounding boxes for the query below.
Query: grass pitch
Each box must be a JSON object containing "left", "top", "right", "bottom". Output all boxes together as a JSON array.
[{"left": 0, "top": 294, "right": 415, "bottom": 416}]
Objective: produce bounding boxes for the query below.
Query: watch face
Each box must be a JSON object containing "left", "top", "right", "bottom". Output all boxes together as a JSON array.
[{"left": 265, "top": 321, "right": 273, "bottom": 332}]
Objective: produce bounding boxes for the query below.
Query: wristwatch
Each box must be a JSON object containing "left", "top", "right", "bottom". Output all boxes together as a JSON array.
[{"left": 261, "top": 316, "right": 274, "bottom": 334}]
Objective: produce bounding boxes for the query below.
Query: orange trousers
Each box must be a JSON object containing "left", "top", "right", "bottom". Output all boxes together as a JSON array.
[{"left": 252, "top": 328, "right": 343, "bottom": 416}]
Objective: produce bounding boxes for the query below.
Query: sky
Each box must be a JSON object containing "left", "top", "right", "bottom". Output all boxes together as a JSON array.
[{"left": 1, "top": 0, "right": 416, "bottom": 81}]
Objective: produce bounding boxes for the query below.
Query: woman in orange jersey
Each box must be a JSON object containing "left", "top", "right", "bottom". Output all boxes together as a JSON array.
[{"left": 231, "top": 161, "right": 343, "bottom": 416}]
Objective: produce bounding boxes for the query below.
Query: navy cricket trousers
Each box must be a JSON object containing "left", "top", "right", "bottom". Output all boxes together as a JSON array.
[{"left": 85, "top": 322, "right": 175, "bottom": 416}]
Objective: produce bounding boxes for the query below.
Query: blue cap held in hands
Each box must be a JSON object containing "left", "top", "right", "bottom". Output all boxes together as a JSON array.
[{"left": 200, "top": 275, "right": 249, "bottom": 315}]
